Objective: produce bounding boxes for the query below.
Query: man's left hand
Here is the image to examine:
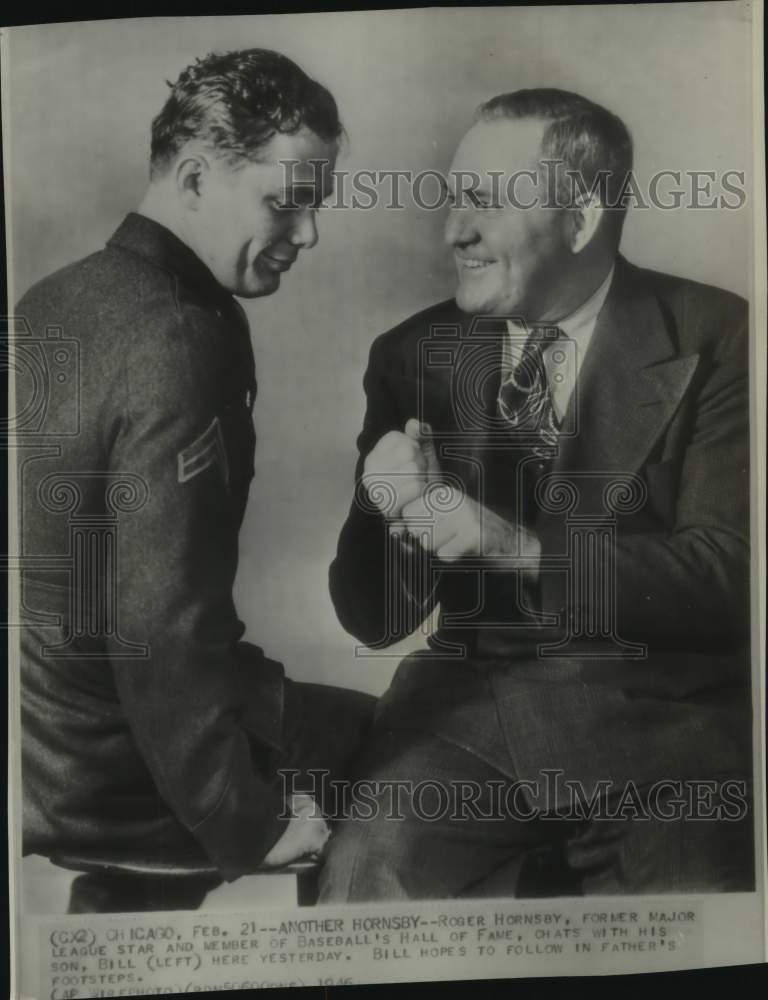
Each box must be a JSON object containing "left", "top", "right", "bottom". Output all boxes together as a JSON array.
[{"left": 394, "top": 485, "right": 541, "bottom": 569}]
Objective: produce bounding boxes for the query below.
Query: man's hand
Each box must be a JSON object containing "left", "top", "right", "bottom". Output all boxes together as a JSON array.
[
  {"left": 365, "top": 418, "right": 540, "bottom": 571},
  {"left": 262, "top": 793, "right": 330, "bottom": 868},
  {"left": 397, "top": 486, "right": 541, "bottom": 569},
  {"left": 363, "top": 418, "right": 440, "bottom": 520}
]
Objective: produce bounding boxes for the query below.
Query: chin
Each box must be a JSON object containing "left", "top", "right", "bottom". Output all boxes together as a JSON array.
[
  {"left": 456, "top": 280, "right": 523, "bottom": 318},
  {"left": 238, "top": 285, "right": 279, "bottom": 299},
  {"left": 235, "top": 275, "right": 281, "bottom": 299},
  {"left": 456, "top": 286, "right": 496, "bottom": 315}
]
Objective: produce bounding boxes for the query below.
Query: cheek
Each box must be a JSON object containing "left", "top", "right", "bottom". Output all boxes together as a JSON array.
[
  {"left": 503, "top": 217, "right": 559, "bottom": 273},
  {"left": 199, "top": 198, "right": 242, "bottom": 250},
  {"left": 484, "top": 217, "right": 529, "bottom": 261},
  {"left": 251, "top": 214, "right": 290, "bottom": 258},
  {"left": 267, "top": 212, "right": 295, "bottom": 245},
  {"left": 530, "top": 207, "right": 568, "bottom": 251}
]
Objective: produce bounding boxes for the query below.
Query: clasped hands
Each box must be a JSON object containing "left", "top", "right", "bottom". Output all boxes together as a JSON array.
[{"left": 363, "top": 418, "right": 540, "bottom": 568}]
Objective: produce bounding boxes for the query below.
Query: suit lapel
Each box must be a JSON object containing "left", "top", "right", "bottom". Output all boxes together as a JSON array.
[
  {"left": 420, "top": 308, "right": 504, "bottom": 502},
  {"left": 449, "top": 312, "right": 505, "bottom": 504},
  {"left": 555, "top": 257, "right": 700, "bottom": 478},
  {"left": 423, "top": 260, "right": 700, "bottom": 511}
]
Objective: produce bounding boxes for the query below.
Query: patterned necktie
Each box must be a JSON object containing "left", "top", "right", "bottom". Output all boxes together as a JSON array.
[{"left": 497, "top": 325, "right": 562, "bottom": 459}]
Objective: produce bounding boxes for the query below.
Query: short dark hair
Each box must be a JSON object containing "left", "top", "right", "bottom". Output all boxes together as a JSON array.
[
  {"left": 476, "top": 88, "right": 633, "bottom": 236},
  {"left": 150, "top": 48, "right": 343, "bottom": 177}
]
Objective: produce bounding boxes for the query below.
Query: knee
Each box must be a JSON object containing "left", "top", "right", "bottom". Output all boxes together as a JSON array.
[
  {"left": 318, "top": 811, "right": 412, "bottom": 903},
  {"left": 317, "top": 821, "right": 366, "bottom": 903}
]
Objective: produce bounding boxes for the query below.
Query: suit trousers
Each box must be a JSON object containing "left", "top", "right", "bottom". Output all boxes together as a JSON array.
[{"left": 318, "top": 660, "right": 753, "bottom": 902}]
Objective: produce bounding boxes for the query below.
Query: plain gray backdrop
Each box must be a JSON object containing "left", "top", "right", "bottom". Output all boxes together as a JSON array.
[{"left": 6, "top": 4, "right": 754, "bottom": 695}]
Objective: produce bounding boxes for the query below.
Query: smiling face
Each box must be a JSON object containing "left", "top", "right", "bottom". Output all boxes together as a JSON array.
[
  {"left": 446, "top": 118, "right": 573, "bottom": 320},
  {"left": 182, "top": 128, "right": 337, "bottom": 298}
]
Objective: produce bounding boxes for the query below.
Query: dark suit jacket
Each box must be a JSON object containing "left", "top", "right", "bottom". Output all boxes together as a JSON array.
[
  {"left": 18, "top": 213, "right": 288, "bottom": 879},
  {"left": 330, "top": 256, "right": 752, "bottom": 801}
]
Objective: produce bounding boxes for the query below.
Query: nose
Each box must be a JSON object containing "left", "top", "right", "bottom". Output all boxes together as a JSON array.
[
  {"left": 290, "top": 208, "right": 319, "bottom": 250},
  {"left": 444, "top": 204, "right": 479, "bottom": 249}
]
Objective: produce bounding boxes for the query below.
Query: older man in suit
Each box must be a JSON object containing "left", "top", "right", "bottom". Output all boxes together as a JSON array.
[
  {"left": 321, "top": 89, "right": 753, "bottom": 900},
  {"left": 17, "top": 48, "right": 374, "bottom": 911}
]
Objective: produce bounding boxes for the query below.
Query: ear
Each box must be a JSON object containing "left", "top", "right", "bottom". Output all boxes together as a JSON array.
[
  {"left": 174, "top": 152, "right": 212, "bottom": 211},
  {"left": 568, "top": 193, "right": 604, "bottom": 254}
]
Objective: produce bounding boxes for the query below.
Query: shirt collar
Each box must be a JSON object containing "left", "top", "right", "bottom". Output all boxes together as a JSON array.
[{"left": 503, "top": 264, "right": 616, "bottom": 424}]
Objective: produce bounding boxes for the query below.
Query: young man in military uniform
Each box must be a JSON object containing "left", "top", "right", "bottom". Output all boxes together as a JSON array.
[{"left": 17, "top": 48, "right": 374, "bottom": 910}]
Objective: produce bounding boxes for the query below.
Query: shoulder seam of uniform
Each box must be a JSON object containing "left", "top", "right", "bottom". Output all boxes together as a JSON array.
[{"left": 107, "top": 242, "right": 184, "bottom": 320}]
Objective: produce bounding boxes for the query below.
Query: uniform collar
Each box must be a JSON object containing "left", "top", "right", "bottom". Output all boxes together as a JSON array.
[{"left": 107, "top": 212, "right": 232, "bottom": 303}]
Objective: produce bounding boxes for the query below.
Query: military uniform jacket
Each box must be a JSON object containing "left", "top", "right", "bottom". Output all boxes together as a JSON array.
[{"left": 18, "top": 213, "right": 288, "bottom": 879}]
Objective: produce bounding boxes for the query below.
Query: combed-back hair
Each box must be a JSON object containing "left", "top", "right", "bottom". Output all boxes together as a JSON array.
[
  {"left": 477, "top": 88, "right": 633, "bottom": 235},
  {"left": 150, "top": 48, "right": 342, "bottom": 177}
]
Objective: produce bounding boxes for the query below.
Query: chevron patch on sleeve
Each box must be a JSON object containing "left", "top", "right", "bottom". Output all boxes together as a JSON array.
[{"left": 177, "top": 416, "right": 229, "bottom": 487}]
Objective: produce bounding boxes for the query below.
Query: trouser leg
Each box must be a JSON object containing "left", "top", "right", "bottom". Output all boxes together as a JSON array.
[
  {"left": 319, "top": 726, "right": 755, "bottom": 902},
  {"left": 318, "top": 727, "right": 553, "bottom": 902},
  {"left": 565, "top": 779, "right": 755, "bottom": 894},
  {"left": 272, "top": 680, "right": 376, "bottom": 815}
]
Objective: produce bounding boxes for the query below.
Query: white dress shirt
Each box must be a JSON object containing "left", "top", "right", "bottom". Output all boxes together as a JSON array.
[{"left": 503, "top": 264, "right": 615, "bottom": 424}]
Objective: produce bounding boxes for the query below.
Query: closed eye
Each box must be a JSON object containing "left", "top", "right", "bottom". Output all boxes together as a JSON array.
[
  {"left": 446, "top": 188, "right": 501, "bottom": 210},
  {"left": 467, "top": 191, "right": 501, "bottom": 210}
]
